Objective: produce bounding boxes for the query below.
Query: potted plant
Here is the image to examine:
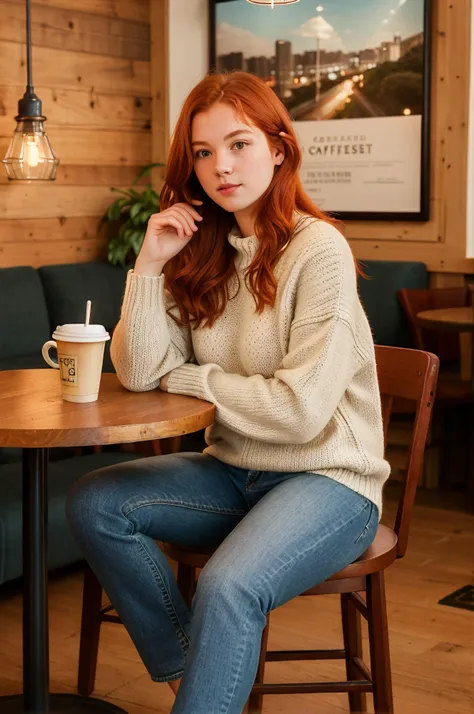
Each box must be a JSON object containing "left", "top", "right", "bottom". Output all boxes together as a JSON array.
[{"left": 104, "top": 163, "right": 164, "bottom": 267}]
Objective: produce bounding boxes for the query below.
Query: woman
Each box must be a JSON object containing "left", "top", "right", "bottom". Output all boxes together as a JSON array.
[{"left": 67, "top": 71, "right": 389, "bottom": 714}]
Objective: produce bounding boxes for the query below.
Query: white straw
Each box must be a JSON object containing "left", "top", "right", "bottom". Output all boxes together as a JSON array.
[{"left": 85, "top": 300, "right": 92, "bottom": 327}]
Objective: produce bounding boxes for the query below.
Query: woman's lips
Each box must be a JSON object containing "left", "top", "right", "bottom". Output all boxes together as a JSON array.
[{"left": 218, "top": 184, "right": 241, "bottom": 196}]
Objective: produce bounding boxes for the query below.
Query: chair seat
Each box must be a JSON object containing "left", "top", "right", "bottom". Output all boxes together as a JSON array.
[
  {"left": 162, "top": 524, "right": 398, "bottom": 588},
  {"left": 322, "top": 524, "right": 397, "bottom": 580}
]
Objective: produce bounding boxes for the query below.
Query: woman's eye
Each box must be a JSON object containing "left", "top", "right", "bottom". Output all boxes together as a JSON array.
[
  {"left": 196, "top": 150, "right": 211, "bottom": 159},
  {"left": 233, "top": 141, "right": 247, "bottom": 151}
]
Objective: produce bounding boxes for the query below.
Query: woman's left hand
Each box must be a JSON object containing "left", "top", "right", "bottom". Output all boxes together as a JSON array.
[{"left": 159, "top": 371, "right": 173, "bottom": 392}]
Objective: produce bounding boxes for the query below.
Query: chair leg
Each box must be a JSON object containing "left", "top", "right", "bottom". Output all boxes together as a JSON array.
[
  {"left": 247, "top": 614, "right": 270, "bottom": 714},
  {"left": 366, "top": 572, "right": 394, "bottom": 714},
  {"left": 341, "top": 593, "right": 367, "bottom": 713},
  {"left": 78, "top": 564, "right": 103, "bottom": 696},
  {"left": 177, "top": 563, "right": 197, "bottom": 608}
]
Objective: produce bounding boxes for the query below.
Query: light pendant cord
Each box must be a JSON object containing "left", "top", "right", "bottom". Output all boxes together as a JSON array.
[{"left": 26, "top": 0, "right": 33, "bottom": 92}]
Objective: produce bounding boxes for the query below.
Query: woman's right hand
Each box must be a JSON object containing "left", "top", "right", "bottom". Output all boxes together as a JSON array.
[{"left": 134, "top": 200, "right": 203, "bottom": 276}]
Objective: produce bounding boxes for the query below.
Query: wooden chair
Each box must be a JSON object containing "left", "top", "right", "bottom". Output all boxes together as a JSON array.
[
  {"left": 77, "top": 346, "right": 439, "bottom": 714},
  {"left": 398, "top": 287, "right": 473, "bottom": 490}
]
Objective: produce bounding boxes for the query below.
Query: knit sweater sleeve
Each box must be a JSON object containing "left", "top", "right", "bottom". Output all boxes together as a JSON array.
[
  {"left": 110, "top": 270, "right": 193, "bottom": 392},
  {"left": 166, "top": 230, "right": 368, "bottom": 444}
]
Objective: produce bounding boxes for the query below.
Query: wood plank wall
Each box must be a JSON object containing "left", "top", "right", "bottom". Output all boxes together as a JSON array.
[
  {"left": 0, "top": 0, "right": 471, "bottom": 279},
  {"left": 0, "top": 0, "right": 166, "bottom": 268},
  {"left": 345, "top": 0, "right": 474, "bottom": 279}
]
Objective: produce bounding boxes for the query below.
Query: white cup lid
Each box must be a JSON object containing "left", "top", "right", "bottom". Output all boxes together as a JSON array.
[{"left": 52, "top": 323, "right": 110, "bottom": 343}]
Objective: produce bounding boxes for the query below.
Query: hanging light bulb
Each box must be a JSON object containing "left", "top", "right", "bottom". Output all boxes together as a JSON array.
[
  {"left": 246, "top": 1, "right": 301, "bottom": 6},
  {"left": 2, "top": 0, "right": 59, "bottom": 180},
  {"left": 24, "top": 136, "right": 40, "bottom": 168}
]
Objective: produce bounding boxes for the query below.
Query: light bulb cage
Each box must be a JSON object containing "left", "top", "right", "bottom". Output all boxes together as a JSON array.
[{"left": 2, "top": 0, "right": 59, "bottom": 180}]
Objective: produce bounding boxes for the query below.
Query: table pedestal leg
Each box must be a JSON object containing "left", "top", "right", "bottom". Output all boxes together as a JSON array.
[{"left": 0, "top": 449, "right": 126, "bottom": 714}]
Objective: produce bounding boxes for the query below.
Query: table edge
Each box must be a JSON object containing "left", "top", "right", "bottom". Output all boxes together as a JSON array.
[{"left": 0, "top": 407, "right": 216, "bottom": 449}]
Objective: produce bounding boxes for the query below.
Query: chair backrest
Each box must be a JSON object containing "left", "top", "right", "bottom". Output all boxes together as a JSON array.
[
  {"left": 375, "top": 345, "right": 439, "bottom": 558},
  {"left": 398, "top": 287, "right": 468, "bottom": 362}
]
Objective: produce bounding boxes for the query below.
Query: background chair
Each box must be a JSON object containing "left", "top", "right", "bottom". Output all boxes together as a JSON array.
[
  {"left": 77, "top": 346, "right": 438, "bottom": 714},
  {"left": 398, "top": 287, "right": 474, "bottom": 491}
]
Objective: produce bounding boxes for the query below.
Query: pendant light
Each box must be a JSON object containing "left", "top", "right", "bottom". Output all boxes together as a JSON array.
[
  {"left": 246, "top": 1, "right": 300, "bottom": 6},
  {"left": 2, "top": 0, "right": 59, "bottom": 180}
]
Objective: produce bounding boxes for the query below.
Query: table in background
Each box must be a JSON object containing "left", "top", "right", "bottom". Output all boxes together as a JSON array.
[
  {"left": 0, "top": 370, "right": 215, "bottom": 714},
  {"left": 417, "top": 307, "right": 474, "bottom": 506},
  {"left": 417, "top": 307, "right": 474, "bottom": 388}
]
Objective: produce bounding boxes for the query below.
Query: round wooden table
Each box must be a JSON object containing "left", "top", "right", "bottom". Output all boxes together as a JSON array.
[
  {"left": 0, "top": 370, "right": 215, "bottom": 714},
  {"left": 417, "top": 307, "right": 474, "bottom": 388},
  {"left": 416, "top": 307, "right": 474, "bottom": 333}
]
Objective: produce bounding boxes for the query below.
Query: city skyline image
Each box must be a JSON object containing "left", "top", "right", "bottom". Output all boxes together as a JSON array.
[{"left": 214, "top": 0, "right": 426, "bottom": 121}]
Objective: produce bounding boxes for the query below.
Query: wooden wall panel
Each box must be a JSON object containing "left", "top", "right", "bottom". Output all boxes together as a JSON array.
[
  {"left": 150, "top": 0, "right": 169, "bottom": 183},
  {"left": 0, "top": 1, "right": 150, "bottom": 60},
  {"left": 0, "top": 240, "right": 107, "bottom": 268},
  {"left": 0, "top": 185, "right": 132, "bottom": 220},
  {"left": 0, "top": 130, "right": 152, "bottom": 166},
  {"left": 345, "top": 0, "right": 474, "bottom": 275},
  {"left": 0, "top": 41, "right": 150, "bottom": 95},
  {"left": 0, "top": 0, "right": 160, "bottom": 268},
  {"left": 0, "top": 166, "right": 149, "bottom": 187},
  {"left": 0, "top": 87, "right": 151, "bottom": 134},
  {"left": 12, "top": 0, "right": 151, "bottom": 24},
  {"left": 0, "top": 217, "right": 106, "bottom": 242}
]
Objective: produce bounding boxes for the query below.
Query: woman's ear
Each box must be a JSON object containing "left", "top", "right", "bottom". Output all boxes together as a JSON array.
[{"left": 274, "top": 147, "right": 285, "bottom": 166}]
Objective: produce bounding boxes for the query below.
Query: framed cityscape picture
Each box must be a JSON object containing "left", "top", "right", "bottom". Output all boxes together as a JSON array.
[{"left": 209, "top": 0, "right": 432, "bottom": 221}]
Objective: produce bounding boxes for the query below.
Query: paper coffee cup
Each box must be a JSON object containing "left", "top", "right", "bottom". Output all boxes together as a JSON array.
[{"left": 42, "top": 323, "right": 110, "bottom": 403}]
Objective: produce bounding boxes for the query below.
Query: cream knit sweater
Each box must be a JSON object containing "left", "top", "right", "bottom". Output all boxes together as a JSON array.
[{"left": 111, "top": 217, "right": 390, "bottom": 513}]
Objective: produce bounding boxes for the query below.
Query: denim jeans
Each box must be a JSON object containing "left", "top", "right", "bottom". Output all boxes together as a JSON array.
[{"left": 66, "top": 452, "right": 379, "bottom": 714}]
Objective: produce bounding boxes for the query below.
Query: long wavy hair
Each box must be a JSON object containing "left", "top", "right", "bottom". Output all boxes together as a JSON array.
[{"left": 161, "top": 71, "right": 336, "bottom": 328}]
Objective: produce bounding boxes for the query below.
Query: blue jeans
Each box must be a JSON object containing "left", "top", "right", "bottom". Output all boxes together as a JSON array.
[{"left": 66, "top": 452, "right": 379, "bottom": 714}]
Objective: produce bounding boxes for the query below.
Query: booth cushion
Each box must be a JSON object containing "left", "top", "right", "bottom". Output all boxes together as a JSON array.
[
  {"left": 358, "top": 260, "right": 428, "bottom": 347},
  {"left": 0, "top": 354, "right": 47, "bottom": 371},
  {"left": 0, "top": 267, "right": 50, "bottom": 360},
  {"left": 0, "top": 451, "right": 139, "bottom": 585},
  {"left": 38, "top": 262, "right": 128, "bottom": 333},
  {"left": 38, "top": 262, "right": 128, "bottom": 372}
]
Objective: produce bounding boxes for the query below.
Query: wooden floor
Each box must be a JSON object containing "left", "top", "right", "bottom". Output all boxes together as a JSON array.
[{"left": 0, "top": 493, "right": 473, "bottom": 714}]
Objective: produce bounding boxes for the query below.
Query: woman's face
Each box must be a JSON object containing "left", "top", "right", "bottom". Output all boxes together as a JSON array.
[{"left": 191, "top": 103, "right": 284, "bottom": 218}]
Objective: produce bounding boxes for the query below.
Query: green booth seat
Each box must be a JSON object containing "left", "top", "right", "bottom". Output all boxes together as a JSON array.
[
  {"left": 0, "top": 266, "right": 51, "bottom": 367},
  {"left": 0, "top": 354, "right": 47, "bottom": 371},
  {"left": 357, "top": 260, "right": 428, "bottom": 347},
  {"left": 38, "top": 262, "right": 129, "bottom": 373},
  {"left": 0, "top": 451, "right": 140, "bottom": 586}
]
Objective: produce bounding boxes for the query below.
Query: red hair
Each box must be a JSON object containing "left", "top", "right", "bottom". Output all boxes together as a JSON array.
[{"left": 161, "top": 71, "right": 337, "bottom": 328}]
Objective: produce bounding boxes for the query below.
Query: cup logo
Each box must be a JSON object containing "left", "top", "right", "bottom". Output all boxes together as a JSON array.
[{"left": 59, "top": 356, "right": 78, "bottom": 385}]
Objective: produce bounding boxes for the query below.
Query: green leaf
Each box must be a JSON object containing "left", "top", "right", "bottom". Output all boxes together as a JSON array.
[
  {"left": 107, "top": 202, "right": 121, "bottom": 221},
  {"left": 130, "top": 203, "right": 143, "bottom": 221},
  {"left": 130, "top": 230, "right": 145, "bottom": 255},
  {"left": 132, "top": 162, "right": 165, "bottom": 185},
  {"left": 107, "top": 197, "right": 130, "bottom": 220},
  {"left": 120, "top": 224, "right": 134, "bottom": 240},
  {"left": 105, "top": 165, "right": 162, "bottom": 266},
  {"left": 139, "top": 209, "right": 154, "bottom": 223}
]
